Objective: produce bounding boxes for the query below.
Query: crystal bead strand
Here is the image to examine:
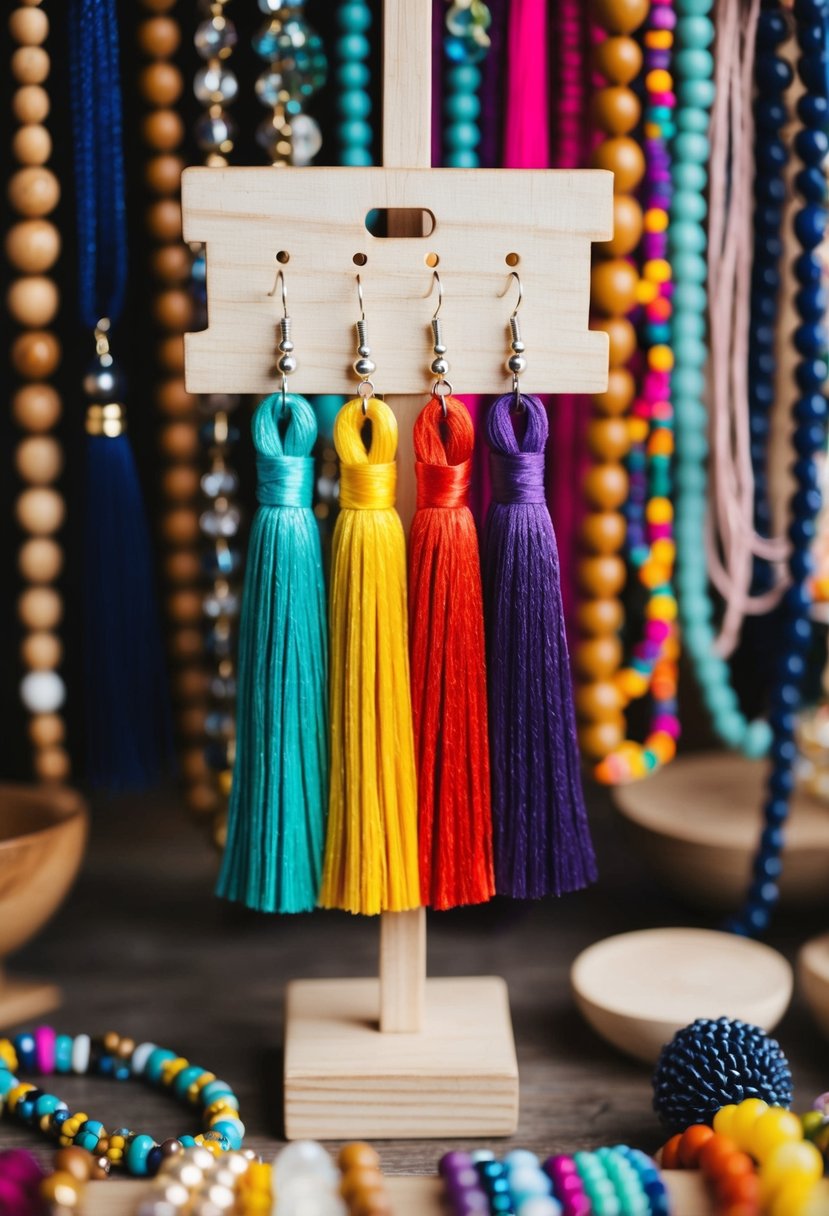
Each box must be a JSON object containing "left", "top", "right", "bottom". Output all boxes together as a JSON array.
[{"left": 253, "top": 1, "right": 328, "bottom": 167}]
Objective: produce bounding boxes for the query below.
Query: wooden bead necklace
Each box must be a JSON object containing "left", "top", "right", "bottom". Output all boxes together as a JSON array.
[
  {"left": 575, "top": 0, "right": 647, "bottom": 765},
  {"left": 7, "top": 0, "right": 70, "bottom": 785}
]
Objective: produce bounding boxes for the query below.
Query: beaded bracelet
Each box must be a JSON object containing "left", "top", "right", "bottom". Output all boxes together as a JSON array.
[
  {"left": 502, "top": 1149, "right": 562, "bottom": 1216},
  {"left": 0, "top": 1029, "right": 243, "bottom": 1177},
  {"left": 613, "top": 1146, "right": 670, "bottom": 1216},
  {"left": 544, "top": 1155, "right": 591, "bottom": 1216},
  {"left": 440, "top": 1150, "right": 492, "bottom": 1216}
]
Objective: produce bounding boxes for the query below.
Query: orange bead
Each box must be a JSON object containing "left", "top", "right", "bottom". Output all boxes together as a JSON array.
[
  {"left": 679, "top": 1125, "right": 715, "bottom": 1168},
  {"left": 716, "top": 1172, "right": 761, "bottom": 1206},
  {"left": 591, "top": 258, "right": 639, "bottom": 315},
  {"left": 339, "top": 1143, "right": 382, "bottom": 1171},
  {"left": 8, "top": 166, "right": 59, "bottom": 217},
  {"left": 593, "top": 314, "right": 637, "bottom": 367},
  {"left": 601, "top": 194, "right": 644, "bottom": 257},
  {"left": 577, "top": 598, "right": 624, "bottom": 636},
  {"left": 586, "top": 418, "right": 630, "bottom": 461},
  {"left": 660, "top": 1135, "right": 683, "bottom": 1170},
  {"left": 145, "top": 154, "right": 184, "bottom": 196},
  {"left": 152, "top": 244, "right": 190, "bottom": 285},
  {"left": 137, "top": 16, "right": 180, "bottom": 57},
  {"left": 592, "top": 0, "right": 649, "bottom": 33},
  {"left": 593, "top": 367, "right": 636, "bottom": 415},
  {"left": 12, "top": 122, "right": 51, "bottom": 165},
  {"left": 12, "top": 329, "right": 61, "bottom": 379},
  {"left": 699, "top": 1134, "right": 740, "bottom": 1178},
  {"left": 5, "top": 218, "right": 60, "bottom": 273},
  {"left": 575, "top": 680, "right": 623, "bottom": 721},
  {"left": 594, "top": 35, "right": 643, "bottom": 85},
  {"left": 579, "top": 510, "right": 626, "bottom": 554},
  {"left": 592, "top": 86, "right": 642, "bottom": 136},
  {"left": 139, "top": 62, "right": 183, "bottom": 107},
  {"left": 591, "top": 136, "right": 646, "bottom": 193},
  {"left": 143, "top": 109, "right": 184, "bottom": 152},
  {"left": 574, "top": 636, "right": 623, "bottom": 680},
  {"left": 579, "top": 718, "right": 625, "bottom": 760},
  {"left": 583, "top": 464, "right": 629, "bottom": 510}
]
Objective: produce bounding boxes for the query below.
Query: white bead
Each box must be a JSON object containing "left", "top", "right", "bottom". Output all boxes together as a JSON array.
[
  {"left": 72, "top": 1033, "right": 91, "bottom": 1074},
  {"left": 131, "top": 1041, "right": 157, "bottom": 1076},
  {"left": 274, "top": 1142, "right": 337, "bottom": 1190},
  {"left": 508, "top": 1169, "right": 549, "bottom": 1195},
  {"left": 20, "top": 669, "right": 65, "bottom": 713},
  {"left": 516, "top": 1198, "right": 562, "bottom": 1216},
  {"left": 504, "top": 1151, "right": 541, "bottom": 1170}
]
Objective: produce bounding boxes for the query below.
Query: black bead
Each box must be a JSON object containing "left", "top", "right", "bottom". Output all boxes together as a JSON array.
[
  {"left": 757, "top": 11, "right": 790, "bottom": 47},
  {"left": 798, "top": 93, "right": 829, "bottom": 126},
  {"left": 798, "top": 52, "right": 829, "bottom": 95}
]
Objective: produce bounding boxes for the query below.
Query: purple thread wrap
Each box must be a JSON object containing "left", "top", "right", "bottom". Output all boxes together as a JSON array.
[{"left": 483, "top": 394, "right": 597, "bottom": 899}]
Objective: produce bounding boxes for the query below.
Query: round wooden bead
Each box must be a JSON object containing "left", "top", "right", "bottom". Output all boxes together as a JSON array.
[
  {"left": 139, "top": 62, "right": 184, "bottom": 106},
  {"left": 21, "top": 631, "right": 63, "bottom": 671},
  {"left": 165, "top": 551, "right": 202, "bottom": 585},
  {"left": 174, "top": 668, "right": 209, "bottom": 702},
  {"left": 12, "top": 85, "right": 49, "bottom": 123},
  {"left": 574, "top": 636, "right": 623, "bottom": 680},
  {"left": 8, "top": 166, "right": 59, "bottom": 216},
  {"left": 591, "top": 136, "right": 646, "bottom": 193},
  {"left": 594, "top": 35, "right": 643, "bottom": 85},
  {"left": 187, "top": 783, "right": 220, "bottom": 817},
  {"left": 158, "top": 334, "right": 185, "bottom": 373},
  {"left": 592, "top": 0, "right": 649, "bottom": 34},
  {"left": 180, "top": 706, "right": 207, "bottom": 738},
  {"left": 161, "top": 421, "right": 199, "bottom": 460},
  {"left": 592, "top": 86, "right": 641, "bottom": 136},
  {"left": 7, "top": 275, "right": 59, "bottom": 327},
  {"left": 171, "top": 627, "right": 204, "bottom": 661},
  {"left": 591, "top": 259, "right": 639, "bottom": 315},
  {"left": 16, "top": 487, "right": 65, "bottom": 535},
  {"left": 142, "top": 0, "right": 178, "bottom": 12},
  {"left": 578, "top": 555, "right": 627, "bottom": 597},
  {"left": 154, "top": 289, "right": 193, "bottom": 332},
  {"left": 577, "top": 598, "right": 625, "bottom": 636},
  {"left": 583, "top": 464, "right": 629, "bottom": 510},
  {"left": 18, "top": 586, "right": 62, "bottom": 630},
  {"left": 142, "top": 109, "right": 185, "bottom": 152},
  {"left": 147, "top": 199, "right": 182, "bottom": 241},
  {"left": 580, "top": 718, "right": 626, "bottom": 760},
  {"left": 593, "top": 315, "right": 637, "bottom": 367},
  {"left": 12, "top": 123, "right": 52, "bottom": 165},
  {"left": 145, "top": 153, "right": 184, "bottom": 196},
  {"left": 137, "top": 15, "right": 180, "bottom": 56},
  {"left": 9, "top": 7, "right": 49, "bottom": 43},
  {"left": 580, "top": 510, "right": 627, "bottom": 554},
  {"left": 11, "top": 329, "right": 61, "bottom": 378},
  {"left": 12, "top": 382, "right": 61, "bottom": 430},
  {"left": 575, "top": 679, "right": 623, "bottom": 720},
  {"left": 156, "top": 377, "right": 193, "bottom": 416},
  {"left": 339, "top": 1144, "right": 382, "bottom": 1171},
  {"left": 54, "top": 1148, "right": 95, "bottom": 1184},
  {"left": 34, "top": 747, "right": 71, "bottom": 783},
  {"left": 15, "top": 435, "right": 63, "bottom": 484},
  {"left": 152, "top": 244, "right": 191, "bottom": 285},
  {"left": 181, "top": 748, "right": 210, "bottom": 782},
  {"left": 5, "top": 219, "right": 60, "bottom": 272},
  {"left": 593, "top": 367, "right": 636, "bottom": 416},
  {"left": 586, "top": 418, "right": 630, "bottom": 462},
  {"left": 163, "top": 508, "right": 200, "bottom": 546},
  {"left": 167, "top": 590, "right": 202, "bottom": 625},
  {"left": 11, "top": 46, "right": 49, "bottom": 85},
  {"left": 29, "top": 713, "right": 65, "bottom": 748},
  {"left": 602, "top": 194, "right": 644, "bottom": 257},
  {"left": 163, "top": 466, "right": 200, "bottom": 501},
  {"left": 18, "top": 537, "right": 63, "bottom": 582}
]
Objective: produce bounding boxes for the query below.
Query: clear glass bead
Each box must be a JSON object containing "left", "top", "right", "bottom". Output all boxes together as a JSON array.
[
  {"left": 256, "top": 116, "right": 291, "bottom": 159},
  {"left": 201, "top": 467, "right": 239, "bottom": 498},
  {"left": 210, "top": 674, "right": 237, "bottom": 702},
  {"left": 203, "top": 588, "right": 240, "bottom": 619},
  {"left": 255, "top": 67, "right": 286, "bottom": 107},
  {"left": 194, "top": 111, "right": 238, "bottom": 154},
  {"left": 200, "top": 505, "right": 242, "bottom": 538},
  {"left": 444, "top": 30, "right": 489, "bottom": 64},
  {"left": 252, "top": 19, "right": 281, "bottom": 60},
  {"left": 195, "top": 16, "right": 238, "bottom": 60},
  {"left": 194, "top": 64, "right": 239, "bottom": 105},
  {"left": 277, "top": 20, "right": 328, "bottom": 99},
  {"left": 204, "top": 544, "right": 242, "bottom": 576},
  {"left": 290, "top": 113, "right": 323, "bottom": 165},
  {"left": 205, "top": 711, "right": 235, "bottom": 742}
]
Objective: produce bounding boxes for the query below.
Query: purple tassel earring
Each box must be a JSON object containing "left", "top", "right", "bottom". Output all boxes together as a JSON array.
[{"left": 482, "top": 275, "right": 596, "bottom": 898}]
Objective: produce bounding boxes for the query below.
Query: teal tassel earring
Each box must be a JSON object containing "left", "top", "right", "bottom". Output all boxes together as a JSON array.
[{"left": 217, "top": 272, "right": 328, "bottom": 913}]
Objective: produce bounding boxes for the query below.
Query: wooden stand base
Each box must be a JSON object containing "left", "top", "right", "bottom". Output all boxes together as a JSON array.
[
  {"left": 0, "top": 972, "right": 60, "bottom": 1028},
  {"left": 613, "top": 753, "right": 829, "bottom": 909},
  {"left": 798, "top": 931, "right": 829, "bottom": 1039},
  {"left": 284, "top": 977, "right": 519, "bottom": 1139}
]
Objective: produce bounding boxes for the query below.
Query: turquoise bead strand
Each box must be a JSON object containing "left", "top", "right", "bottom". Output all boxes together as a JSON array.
[
  {"left": 671, "top": 0, "right": 772, "bottom": 759},
  {"left": 443, "top": 2, "right": 492, "bottom": 168},
  {"left": 336, "top": 1, "right": 374, "bottom": 167}
]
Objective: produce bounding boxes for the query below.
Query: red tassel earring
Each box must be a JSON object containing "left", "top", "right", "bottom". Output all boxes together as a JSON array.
[{"left": 409, "top": 272, "right": 494, "bottom": 909}]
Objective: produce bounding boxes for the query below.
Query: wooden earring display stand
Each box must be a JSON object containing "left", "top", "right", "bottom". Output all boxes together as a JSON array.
[{"left": 182, "top": 2, "right": 611, "bottom": 1140}]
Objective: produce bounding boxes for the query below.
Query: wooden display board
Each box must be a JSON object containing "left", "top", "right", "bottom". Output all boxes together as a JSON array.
[{"left": 181, "top": 0, "right": 612, "bottom": 1140}]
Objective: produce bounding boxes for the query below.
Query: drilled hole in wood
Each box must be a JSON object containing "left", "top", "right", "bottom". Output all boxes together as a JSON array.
[
  {"left": 505, "top": 252, "right": 520, "bottom": 266},
  {"left": 353, "top": 252, "right": 368, "bottom": 266},
  {"left": 425, "top": 252, "right": 440, "bottom": 267},
  {"left": 276, "top": 250, "right": 290, "bottom": 264}
]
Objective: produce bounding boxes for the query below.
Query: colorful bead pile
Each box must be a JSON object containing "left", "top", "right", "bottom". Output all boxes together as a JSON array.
[
  {"left": 595, "top": 0, "right": 681, "bottom": 784},
  {"left": 0, "top": 1030, "right": 243, "bottom": 1177},
  {"left": 443, "top": 1, "right": 493, "bottom": 168}
]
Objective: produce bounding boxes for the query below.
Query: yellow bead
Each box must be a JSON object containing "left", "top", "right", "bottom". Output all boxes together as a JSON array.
[
  {"left": 7, "top": 1083, "right": 35, "bottom": 1113},
  {"left": 629, "top": 417, "right": 648, "bottom": 443},
  {"left": 752, "top": 1109, "right": 805, "bottom": 1162},
  {"left": 714, "top": 1104, "right": 739, "bottom": 1137},
  {"left": 218, "top": 769, "right": 233, "bottom": 796},
  {"left": 646, "top": 594, "right": 677, "bottom": 621},
  {"left": 161, "top": 1057, "right": 189, "bottom": 1084},
  {"left": 652, "top": 539, "right": 676, "bottom": 565},
  {"left": 636, "top": 279, "right": 658, "bottom": 305},
  {"left": 617, "top": 668, "right": 648, "bottom": 701},
  {"left": 646, "top": 69, "right": 672, "bottom": 92},
  {"left": 731, "top": 1098, "right": 770, "bottom": 1149},
  {"left": 649, "top": 344, "right": 674, "bottom": 372},
  {"left": 645, "top": 30, "right": 673, "bottom": 49},
  {"left": 206, "top": 1098, "right": 237, "bottom": 1119},
  {"left": 644, "top": 208, "right": 668, "bottom": 233},
  {"left": 762, "top": 1141, "right": 824, "bottom": 1194},
  {"left": 644, "top": 258, "right": 671, "bottom": 284},
  {"left": 769, "top": 1177, "right": 818, "bottom": 1216},
  {"left": 803, "top": 1180, "right": 829, "bottom": 1216},
  {"left": 0, "top": 1040, "right": 19, "bottom": 1071}
]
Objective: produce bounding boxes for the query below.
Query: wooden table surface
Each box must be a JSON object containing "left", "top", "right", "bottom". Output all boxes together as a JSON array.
[{"left": 2, "top": 782, "right": 827, "bottom": 1176}]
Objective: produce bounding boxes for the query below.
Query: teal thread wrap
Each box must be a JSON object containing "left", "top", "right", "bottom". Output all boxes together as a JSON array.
[{"left": 217, "top": 393, "right": 329, "bottom": 913}]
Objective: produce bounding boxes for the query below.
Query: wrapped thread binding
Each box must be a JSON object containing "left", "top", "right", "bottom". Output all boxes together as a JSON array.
[
  {"left": 217, "top": 393, "right": 328, "bottom": 913},
  {"left": 483, "top": 392, "right": 597, "bottom": 898}
]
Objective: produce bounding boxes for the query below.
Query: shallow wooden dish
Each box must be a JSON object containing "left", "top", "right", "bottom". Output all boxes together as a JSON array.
[
  {"left": 571, "top": 927, "right": 793, "bottom": 1064},
  {"left": 798, "top": 931, "right": 829, "bottom": 1039},
  {"left": 0, "top": 783, "right": 88, "bottom": 1023},
  {"left": 612, "top": 753, "right": 829, "bottom": 909}
]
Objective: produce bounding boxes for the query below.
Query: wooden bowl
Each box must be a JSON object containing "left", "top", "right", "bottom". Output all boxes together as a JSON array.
[
  {"left": 0, "top": 783, "right": 88, "bottom": 958},
  {"left": 798, "top": 932, "right": 829, "bottom": 1039},
  {"left": 612, "top": 753, "right": 829, "bottom": 910}
]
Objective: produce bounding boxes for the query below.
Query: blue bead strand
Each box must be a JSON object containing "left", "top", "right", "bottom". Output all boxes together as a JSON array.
[
  {"left": 443, "top": 2, "right": 492, "bottom": 168},
  {"left": 729, "top": 0, "right": 829, "bottom": 937},
  {"left": 671, "top": 0, "right": 772, "bottom": 759},
  {"left": 336, "top": 1, "right": 373, "bottom": 167}
]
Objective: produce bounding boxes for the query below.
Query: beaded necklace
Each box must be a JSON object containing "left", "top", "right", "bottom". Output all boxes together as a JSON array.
[
  {"left": 6, "top": 2, "right": 69, "bottom": 784},
  {"left": 443, "top": 1, "right": 492, "bottom": 168},
  {"left": 729, "top": 0, "right": 829, "bottom": 937},
  {"left": 336, "top": 0, "right": 374, "bottom": 167},
  {"left": 253, "top": 2, "right": 327, "bottom": 166}
]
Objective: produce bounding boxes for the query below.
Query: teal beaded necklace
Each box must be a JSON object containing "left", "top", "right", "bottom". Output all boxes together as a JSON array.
[
  {"left": 335, "top": 1, "right": 374, "bottom": 167},
  {"left": 443, "top": 0, "right": 492, "bottom": 167},
  {"left": 671, "top": 0, "right": 772, "bottom": 759}
]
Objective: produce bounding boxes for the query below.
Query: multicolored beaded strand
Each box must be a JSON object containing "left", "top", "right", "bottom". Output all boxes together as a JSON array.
[
  {"left": 443, "top": 1, "right": 492, "bottom": 168},
  {"left": 729, "top": 0, "right": 829, "bottom": 936},
  {"left": 253, "top": 2, "right": 328, "bottom": 166}
]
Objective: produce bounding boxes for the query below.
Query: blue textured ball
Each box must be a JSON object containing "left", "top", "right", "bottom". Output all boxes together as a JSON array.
[{"left": 652, "top": 1017, "right": 793, "bottom": 1133}]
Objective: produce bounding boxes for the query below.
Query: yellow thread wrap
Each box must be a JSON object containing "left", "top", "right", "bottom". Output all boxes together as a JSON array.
[{"left": 320, "top": 397, "right": 421, "bottom": 915}]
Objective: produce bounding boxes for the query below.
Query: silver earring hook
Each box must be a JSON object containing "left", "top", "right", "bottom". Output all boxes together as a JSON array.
[
  {"left": 270, "top": 263, "right": 295, "bottom": 412},
  {"left": 502, "top": 271, "right": 526, "bottom": 410},
  {"left": 268, "top": 262, "right": 289, "bottom": 318},
  {"left": 356, "top": 273, "right": 366, "bottom": 323},
  {"left": 500, "top": 269, "right": 523, "bottom": 319},
  {"left": 353, "top": 274, "right": 375, "bottom": 412},
  {"left": 429, "top": 271, "right": 452, "bottom": 415},
  {"left": 431, "top": 270, "right": 443, "bottom": 321}
]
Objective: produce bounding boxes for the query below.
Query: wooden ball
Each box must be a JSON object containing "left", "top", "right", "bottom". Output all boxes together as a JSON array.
[
  {"left": 163, "top": 508, "right": 200, "bottom": 546},
  {"left": 9, "top": 7, "right": 49, "bottom": 43},
  {"left": 29, "top": 713, "right": 65, "bottom": 748},
  {"left": 145, "top": 153, "right": 184, "bottom": 196},
  {"left": 186, "top": 783, "right": 220, "bottom": 817},
  {"left": 8, "top": 166, "right": 59, "bottom": 217},
  {"left": 593, "top": 315, "right": 637, "bottom": 367},
  {"left": 21, "top": 631, "right": 63, "bottom": 671},
  {"left": 592, "top": 0, "right": 649, "bottom": 34},
  {"left": 601, "top": 195, "right": 644, "bottom": 258},
  {"left": 156, "top": 378, "right": 193, "bottom": 417},
  {"left": 53, "top": 1148, "right": 95, "bottom": 1184},
  {"left": 12, "top": 382, "right": 61, "bottom": 430},
  {"left": 339, "top": 1144, "right": 382, "bottom": 1172},
  {"left": 161, "top": 421, "right": 199, "bottom": 460},
  {"left": 12, "top": 84, "right": 49, "bottom": 123},
  {"left": 16, "top": 487, "right": 65, "bottom": 535},
  {"left": 142, "top": 109, "right": 185, "bottom": 152},
  {"left": 580, "top": 510, "right": 627, "bottom": 554},
  {"left": 167, "top": 589, "right": 202, "bottom": 625},
  {"left": 583, "top": 464, "right": 629, "bottom": 510},
  {"left": 7, "top": 275, "right": 59, "bottom": 326},
  {"left": 5, "top": 219, "right": 60, "bottom": 272},
  {"left": 586, "top": 418, "right": 630, "bottom": 462},
  {"left": 154, "top": 289, "right": 193, "bottom": 332},
  {"left": 170, "top": 627, "right": 202, "bottom": 661},
  {"left": 146, "top": 199, "right": 182, "bottom": 242},
  {"left": 12, "top": 123, "right": 52, "bottom": 165},
  {"left": 163, "top": 465, "right": 200, "bottom": 501},
  {"left": 577, "top": 598, "right": 625, "bottom": 637},
  {"left": 158, "top": 334, "right": 185, "bottom": 373},
  {"left": 592, "top": 86, "right": 641, "bottom": 136},
  {"left": 181, "top": 748, "right": 209, "bottom": 783},
  {"left": 591, "top": 258, "right": 639, "bottom": 316},
  {"left": 18, "top": 536, "right": 63, "bottom": 582},
  {"left": 137, "top": 15, "right": 180, "bottom": 56},
  {"left": 594, "top": 35, "right": 644, "bottom": 85},
  {"left": 580, "top": 718, "right": 625, "bottom": 761},
  {"left": 18, "top": 586, "right": 62, "bottom": 630},
  {"left": 174, "top": 667, "right": 209, "bottom": 702},
  {"left": 142, "top": 0, "right": 178, "bottom": 12},
  {"left": 11, "top": 329, "right": 61, "bottom": 378},
  {"left": 578, "top": 555, "right": 627, "bottom": 598},
  {"left": 11, "top": 46, "right": 49, "bottom": 85},
  {"left": 593, "top": 367, "right": 636, "bottom": 416},
  {"left": 34, "top": 746, "right": 71, "bottom": 783},
  {"left": 591, "top": 136, "right": 646, "bottom": 193},
  {"left": 139, "top": 62, "right": 183, "bottom": 106},
  {"left": 576, "top": 679, "right": 623, "bottom": 721},
  {"left": 15, "top": 435, "right": 62, "bottom": 484},
  {"left": 180, "top": 705, "right": 207, "bottom": 738},
  {"left": 165, "top": 551, "right": 202, "bottom": 585},
  {"left": 152, "top": 244, "right": 190, "bottom": 285},
  {"left": 574, "top": 636, "right": 623, "bottom": 680}
]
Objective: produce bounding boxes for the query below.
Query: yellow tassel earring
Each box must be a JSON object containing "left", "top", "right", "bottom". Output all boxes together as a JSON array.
[{"left": 320, "top": 275, "right": 420, "bottom": 915}]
